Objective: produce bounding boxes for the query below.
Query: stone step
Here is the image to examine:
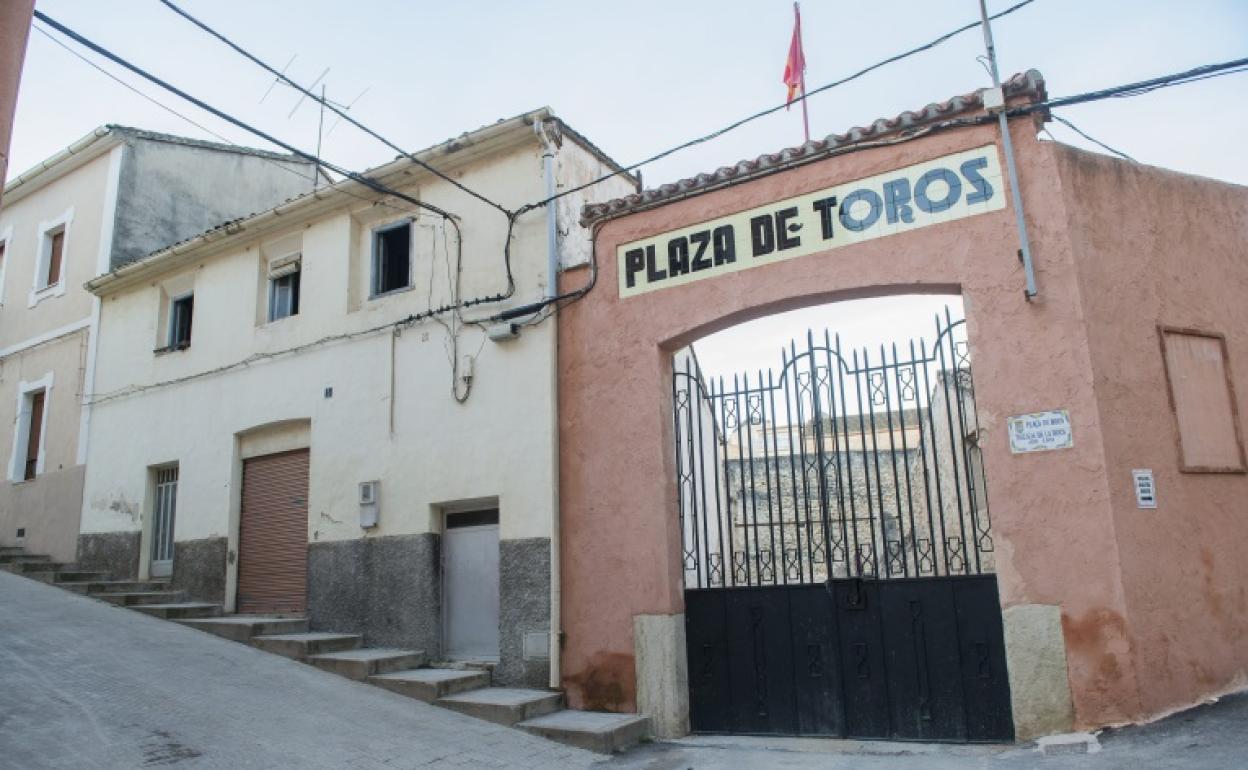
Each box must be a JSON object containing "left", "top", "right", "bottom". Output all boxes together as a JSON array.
[
  {"left": 0, "top": 546, "right": 25, "bottom": 555},
  {"left": 7, "top": 559, "right": 71, "bottom": 573},
  {"left": 517, "top": 710, "right": 651, "bottom": 755},
  {"left": 251, "top": 632, "right": 362, "bottom": 660},
  {"left": 0, "top": 552, "right": 44, "bottom": 564},
  {"left": 52, "top": 571, "right": 113, "bottom": 583},
  {"left": 58, "top": 580, "right": 164, "bottom": 595},
  {"left": 436, "top": 687, "right": 563, "bottom": 727},
  {"left": 368, "top": 668, "right": 492, "bottom": 703},
  {"left": 308, "top": 648, "right": 426, "bottom": 680},
  {"left": 92, "top": 590, "right": 186, "bottom": 607},
  {"left": 177, "top": 616, "right": 309, "bottom": 642},
  {"left": 25, "top": 570, "right": 105, "bottom": 584},
  {"left": 130, "top": 602, "right": 222, "bottom": 620}
]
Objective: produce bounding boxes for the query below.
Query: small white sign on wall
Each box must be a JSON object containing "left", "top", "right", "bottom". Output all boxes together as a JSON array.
[
  {"left": 1008, "top": 409, "right": 1073, "bottom": 454},
  {"left": 1132, "top": 469, "right": 1157, "bottom": 509}
]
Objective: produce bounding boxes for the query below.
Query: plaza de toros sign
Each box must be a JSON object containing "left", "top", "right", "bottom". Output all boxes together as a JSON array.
[{"left": 617, "top": 145, "right": 1006, "bottom": 297}]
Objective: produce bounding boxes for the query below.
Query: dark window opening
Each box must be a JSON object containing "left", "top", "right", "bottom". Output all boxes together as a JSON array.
[
  {"left": 169, "top": 294, "right": 194, "bottom": 350},
  {"left": 269, "top": 266, "right": 301, "bottom": 321},
  {"left": 23, "top": 390, "right": 45, "bottom": 481},
  {"left": 372, "top": 222, "right": 411, "bottom": 296},
  {"left": 45, "top": 230, "right": 64, "bottom": 287}
]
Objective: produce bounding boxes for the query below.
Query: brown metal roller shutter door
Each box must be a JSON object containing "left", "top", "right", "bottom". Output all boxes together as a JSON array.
[{"left": 237, "top": 449, "right": 309, "bottom": 615}]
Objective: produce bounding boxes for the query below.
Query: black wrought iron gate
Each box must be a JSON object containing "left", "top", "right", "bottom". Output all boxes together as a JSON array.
[{"left": 673, "top": 312, "right": 1013, "bottom": 742}]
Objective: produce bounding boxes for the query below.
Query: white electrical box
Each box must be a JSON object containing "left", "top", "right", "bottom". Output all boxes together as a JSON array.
[
  {"left": 981, "top": 86, "right": 1006, "bottom": 113},
  {"left": 487, "top": 323, "right": 520, "bottom": 342},
  {"left": 359, "top": 480, "right": 380, "bottom": 528}
]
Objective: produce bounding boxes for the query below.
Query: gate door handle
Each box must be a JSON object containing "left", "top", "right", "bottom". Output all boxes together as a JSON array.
[{"left": 839, "top": 578, "right": 867, "bottom": 610}]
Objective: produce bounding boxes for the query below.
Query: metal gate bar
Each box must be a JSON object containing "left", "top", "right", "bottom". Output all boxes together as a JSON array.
[{"left": 674, "top": 312, "right": 995, "bottom": 590}]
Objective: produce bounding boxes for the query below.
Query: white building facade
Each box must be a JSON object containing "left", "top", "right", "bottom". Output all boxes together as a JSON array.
[
  {"left": 79, "top": 111, "right": 634, "bottom": 687},
  {"left": 0, "top": 126, "right": 313, "bottom": 562}
]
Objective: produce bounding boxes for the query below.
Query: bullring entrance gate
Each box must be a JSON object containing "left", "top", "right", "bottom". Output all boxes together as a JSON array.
[{"left": 672, "top": 312, "right": 1013, "bottom": 742}]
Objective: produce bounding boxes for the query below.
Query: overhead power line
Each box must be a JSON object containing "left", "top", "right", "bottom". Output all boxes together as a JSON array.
[
  {"left": 1050, "top": 114, "right": 1134, "bottom": 162},
  {"left": 156, "top": 0, "right": 513, "bottom": 218},
  {"left": 514, "top": 0, "right": 1039, "bottom": 215},
  {"left": 30, "top": 24, "right": 336, "bottom": 189},
  {"left": 1012, "top": 56, "right": 1248, "bottom": 114},
  {"left": 32, "top": 11, "right": 453, "bottom": 221},
  {"left": 32, "top": 10, "right": 517, "bottom": 316}
]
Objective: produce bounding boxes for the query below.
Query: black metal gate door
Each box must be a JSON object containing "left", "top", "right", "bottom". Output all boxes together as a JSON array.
[{"left": 673, "top": 313, "right": 1014, "bottom": 742}]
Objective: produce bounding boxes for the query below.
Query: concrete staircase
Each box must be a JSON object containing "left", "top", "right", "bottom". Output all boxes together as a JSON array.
[
  {"left": 0, "top": 545, "right": 649, "bottom": 754},
  {"left": 1, "top": 545, "right": 221, "bottom": 620},
  {"left": 184, "top": 616, "right": 649, "bottom": 753}
]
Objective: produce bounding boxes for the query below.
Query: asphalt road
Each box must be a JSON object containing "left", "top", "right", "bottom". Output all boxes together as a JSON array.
[{"left": 2, "top": 569, "right": 1244, "bottom": 769}]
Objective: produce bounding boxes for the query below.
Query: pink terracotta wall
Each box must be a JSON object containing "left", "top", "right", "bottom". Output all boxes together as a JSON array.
[
  {"left": 1055, "top": 146, "right": 1248, "bottom": 719},
  {"left": 0, "top": 0, "right": 34, "bottom": 207},
  {"left": 557, "top": 118, "right": 1154, "bottom": 728}
]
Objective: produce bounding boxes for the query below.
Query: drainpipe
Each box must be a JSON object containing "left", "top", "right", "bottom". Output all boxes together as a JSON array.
[
  {"left": 538, "top": 123, "right": 559, "bottom": 301},
  {"left": 535, "top": 120, "right": 562, "bottom": 688}
]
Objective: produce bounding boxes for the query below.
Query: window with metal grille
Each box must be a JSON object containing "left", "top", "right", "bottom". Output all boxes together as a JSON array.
[
  {"left": 371, "top": 220, "right": 411, "bottom": 297},
  {"left": 168, "top": 294, "right": 194, "bottom": 350},
  {"left": 151, "top": 465, "right": 179, "bottom": 574},
  {"left": 268, "top": 258, "right": 301, "bottom": 322}
]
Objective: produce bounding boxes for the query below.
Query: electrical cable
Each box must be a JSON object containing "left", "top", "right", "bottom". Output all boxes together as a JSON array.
[
  {"left": 508, "top": 54, "right": 1248, "bottom": 325},
  {"left": 1050, "top": 114, "right": 1134, "bottom": 162},
  {"left": 30, "top": 24, "right": 327, "bottom": 188},
  {"left": 46, "top": 1, "right": 1040, "bottom": 331},
  {"left": 489, "top": 119, "right": 989, "bottom": 330},
  {"left": 48, "top": 3, "right": 1247, "bottom": 399},
  {"left": 33, "top": 10, "right": 452, "bottom": 221},
  {"left": 1010, "top": 57, "right": 1248, "bottom": 115},
  {"left": 513, "top": 0, "right": 1038, "bottom": 217},
  {"left": 156, "top": 0, "right": 515, "bottom": 218},
  {"left": 86, "top": 210, "right": 481, "bottom": 406},
  {"left": 32, "top": 10, "right": 517, "bottom": 313}
]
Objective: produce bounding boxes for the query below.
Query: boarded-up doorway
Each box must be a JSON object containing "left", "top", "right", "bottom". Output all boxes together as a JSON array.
[{"left": 237, "top": 449, "right": 309, "bottom": 614}]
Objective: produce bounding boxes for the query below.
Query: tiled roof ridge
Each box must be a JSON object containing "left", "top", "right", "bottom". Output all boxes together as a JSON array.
[
  {"left": 105, "top": 124, "right": 309, "bottom": 163},
  {"left": 581, "top": 69, "right": 1046, "bottom": 226}
]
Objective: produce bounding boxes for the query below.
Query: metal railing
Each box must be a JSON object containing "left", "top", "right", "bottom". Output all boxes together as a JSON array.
[{"left": 673, "top": 311, "right": 994, "bottom": 590}]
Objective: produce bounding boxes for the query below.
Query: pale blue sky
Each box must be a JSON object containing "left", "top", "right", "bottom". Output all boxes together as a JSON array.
[
  {"left": 11, "top": 1, "right": 1248, "bottom": 188},
  {"left": 8, "top": 1, "right": 1247, "bottom": 381}
]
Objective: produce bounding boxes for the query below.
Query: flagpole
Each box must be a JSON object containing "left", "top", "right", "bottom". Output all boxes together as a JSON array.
[
  {"left": 796, "top": 2, "right": 810, "bottom": 143},
  {"left": 800, "top": 80, "right": 810, "bottom": 144}
]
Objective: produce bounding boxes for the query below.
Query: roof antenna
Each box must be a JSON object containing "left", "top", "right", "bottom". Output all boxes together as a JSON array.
[
  {"left": 258, "top": 54, "right": 296, "bottom": 104},
  {"left": 288, "top": 67, "right": 330, "bottom": 118},
  {"left": 258, "top": 58, "right": 370, "bottom": 190},
  {"left": 325, "top": 88, "right": 370, "bottom": 138}
]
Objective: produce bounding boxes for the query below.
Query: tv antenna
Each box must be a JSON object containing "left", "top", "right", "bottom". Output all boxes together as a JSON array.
[{"left": 257, "top": 56, "right": 370, "bottom": 190}]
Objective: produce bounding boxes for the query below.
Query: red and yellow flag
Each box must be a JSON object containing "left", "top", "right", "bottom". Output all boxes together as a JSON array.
[{"left": 782, "top": 3, "right": 806, "bottom": 109}]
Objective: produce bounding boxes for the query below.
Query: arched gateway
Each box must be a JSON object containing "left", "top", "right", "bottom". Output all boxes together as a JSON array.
[{"left": 556, "top": 71, "right": 1248, "bottom": 743}]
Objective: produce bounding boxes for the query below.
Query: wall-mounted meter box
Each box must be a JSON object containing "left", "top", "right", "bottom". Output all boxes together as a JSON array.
[{"left": 359, "top": 480, "right": 380, "bottom": 528}]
